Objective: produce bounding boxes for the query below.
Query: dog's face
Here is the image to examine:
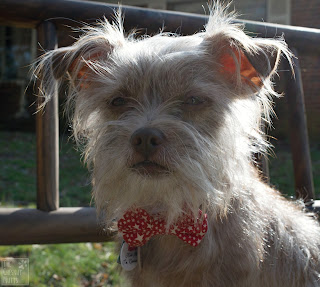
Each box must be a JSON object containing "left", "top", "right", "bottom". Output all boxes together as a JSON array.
[{"left": 36, "top": 8, "right": 290, "bottom": 225}]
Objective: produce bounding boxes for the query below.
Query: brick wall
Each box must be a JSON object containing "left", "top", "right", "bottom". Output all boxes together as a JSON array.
[{"left": 291, "top": 0, "right": 320, "bottom": 140}]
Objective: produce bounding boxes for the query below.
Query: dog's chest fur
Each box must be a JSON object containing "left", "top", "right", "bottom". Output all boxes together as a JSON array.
[{"left": 128, "top": 183, "right": 319, "bottom": 287}]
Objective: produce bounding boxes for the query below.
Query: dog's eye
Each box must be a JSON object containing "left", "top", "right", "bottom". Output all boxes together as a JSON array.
[
  {"left": 111, "top": 97, "right": 127, "bottom": 106},
  {"left": 184, "top": 96, "right": 204, "bottom": 105}
]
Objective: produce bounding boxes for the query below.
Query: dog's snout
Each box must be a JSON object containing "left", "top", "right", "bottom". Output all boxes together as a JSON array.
[{"left": 130, "top": 127, "right": 165, "bottom": 157}]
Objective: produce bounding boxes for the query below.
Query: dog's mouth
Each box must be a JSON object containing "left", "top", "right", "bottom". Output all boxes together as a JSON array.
[{"left": 131, "top": 161, "right": 170, "bottom": 176}]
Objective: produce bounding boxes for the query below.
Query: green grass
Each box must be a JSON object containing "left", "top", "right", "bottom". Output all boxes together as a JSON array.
[
  {"left": 0, "top": 131, "right": 91, "bottom": 207},
  {"left": 269, "top": 140, "right": 320, "bottom": 198},
  {"left": 0, "top": 131, "right": 123, "bottom": 286},
  {"left": 0, "top": 132, "right": 37, "bottom": 205},
  {"left": 0, "top": 243, "right": 124, "bottom": 287},
  {"left": 0, "top": 131, "right": 319, "bottom": 286}
]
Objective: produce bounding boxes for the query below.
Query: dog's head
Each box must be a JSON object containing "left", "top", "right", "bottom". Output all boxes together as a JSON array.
[{"left": 35, "top": 5, "right": 291, "bottom": 225}]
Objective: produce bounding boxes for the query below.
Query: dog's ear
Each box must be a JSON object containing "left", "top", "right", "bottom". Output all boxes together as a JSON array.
[
  {"left": 203, "top": 32, "right": 286, "bottom": 94},
  {"left": 34, "top": 16, "right": 126, "bottom": 105},
  {"left": 218, "top": 44, "right": 265, "bottom": 89},
  {"left": 49, "top": 41, "right": 112, "bottom": 89},
  {"left": 244, "top": 40, "right": 282, "bottom": 82},
  {"left": 34, "top": 38, "right": 114, "bottom": 107}
]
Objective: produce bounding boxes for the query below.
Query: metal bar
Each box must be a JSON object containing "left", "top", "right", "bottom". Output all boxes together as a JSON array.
[
  {"left": 0, "top": 208, "right": 114, "bottom": 245},
  {"left": 0, "top": 0, "right": 320, "bottom": 54},
  {"left": 36, "top": 21, "right": 59, "bottom": 211},
  {"left": 283, "top": 48, "right": 315, "bottom": 201}
]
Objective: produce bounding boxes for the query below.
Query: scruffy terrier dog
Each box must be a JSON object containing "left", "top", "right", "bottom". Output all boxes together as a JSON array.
[{"left": 36, "top": 3, "right": 320, "bottom": 287}]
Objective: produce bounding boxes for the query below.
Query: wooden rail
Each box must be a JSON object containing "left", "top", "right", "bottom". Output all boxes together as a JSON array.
[
  {"left": 0, "top": 0, "right": 318, "bottom": 245},
  {"left": 1, "top": 0, "right": 320, "bottom": 55},
  {"left": 0, "top": 208, "right": 114, "bottom": 245}
]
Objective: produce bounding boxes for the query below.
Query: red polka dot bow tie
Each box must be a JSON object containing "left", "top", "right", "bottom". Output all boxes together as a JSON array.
[{"left": 117, "top": 208, "right": 208, "bottom": 248}]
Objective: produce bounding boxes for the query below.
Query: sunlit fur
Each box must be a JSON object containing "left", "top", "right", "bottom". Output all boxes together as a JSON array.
[{"left": 35, "top": 3, "right": 320, "bottom": 286}]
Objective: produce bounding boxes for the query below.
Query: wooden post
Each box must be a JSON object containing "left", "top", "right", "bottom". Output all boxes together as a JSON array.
[
  {"left": 283, "top": 48, "right": 315, "bottom": 201},
  {"left": 36, "top": 21, "right": 59, "bottom": 211}
]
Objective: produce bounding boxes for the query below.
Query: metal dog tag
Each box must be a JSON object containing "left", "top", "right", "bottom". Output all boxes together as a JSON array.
[{"left": 120, "top": 241, "right": 138, "bottom": 271}]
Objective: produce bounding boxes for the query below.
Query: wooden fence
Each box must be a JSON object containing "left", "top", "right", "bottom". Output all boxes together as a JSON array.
[{"left": 0, "top": 0, "right": 319, "bottom": 245}]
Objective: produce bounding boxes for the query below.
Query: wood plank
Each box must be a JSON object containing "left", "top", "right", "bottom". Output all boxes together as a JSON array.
[
  {"left": 0, "top": 0, "right": 319, "bottom": 54},
  {"left": 283, "top": 48, "right": 315, "bottom": 201},
  {"left": 0, "top": 208, "right": 114, "bottom": 245},
  {"left": 36, "top": 21, "right": 59, "bottom": 211}
]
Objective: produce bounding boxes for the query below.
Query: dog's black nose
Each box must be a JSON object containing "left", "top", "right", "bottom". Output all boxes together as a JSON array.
[{"left": 130, "top": 127, "right": 165, "bottom": 158}]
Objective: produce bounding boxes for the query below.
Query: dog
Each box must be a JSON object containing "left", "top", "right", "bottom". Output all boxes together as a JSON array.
[{"left": 35, "top": 3, "right": 320, "bottom": 286}]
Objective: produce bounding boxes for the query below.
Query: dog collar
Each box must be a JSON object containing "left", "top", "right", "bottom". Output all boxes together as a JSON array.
[{"left": 117, "top": 208, "right": 208, "bottom": 248}]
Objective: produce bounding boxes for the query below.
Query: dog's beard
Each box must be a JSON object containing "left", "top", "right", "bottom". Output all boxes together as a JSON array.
[
  {"left": 93, "top": 159, "right": 224, "bottom": 228},
  {"left": 89, "top": 118, "right": 229, "bottom": 227}
]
